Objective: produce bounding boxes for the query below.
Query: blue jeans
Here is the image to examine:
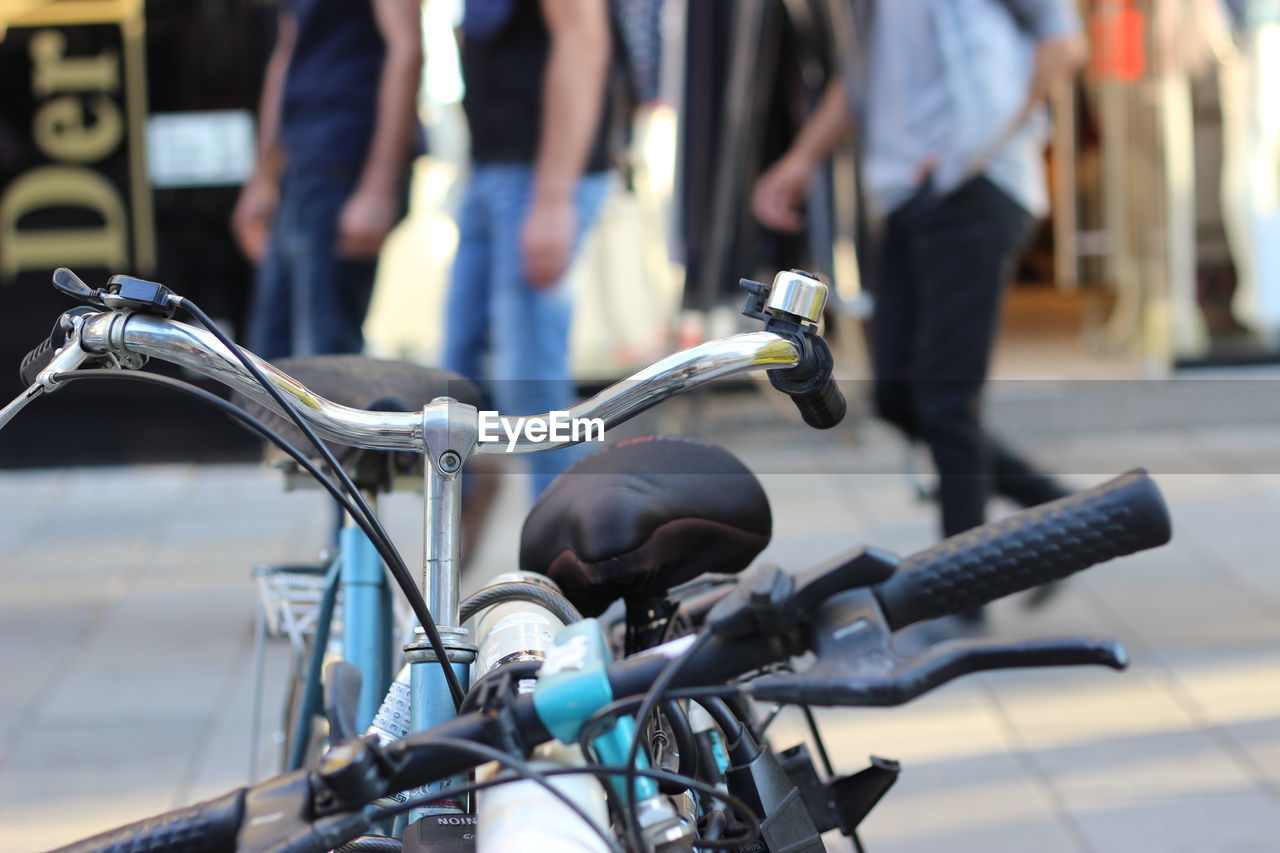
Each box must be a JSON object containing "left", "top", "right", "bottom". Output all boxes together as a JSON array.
[
  {"left": 442, "top": 164, "right": 610, "bottom": 497},
  {"left": 249, "top": 167, "right": 406, "bottom": 361}
]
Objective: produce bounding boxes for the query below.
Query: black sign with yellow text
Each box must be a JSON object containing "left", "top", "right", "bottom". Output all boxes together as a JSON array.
[
  {"left": 1, "top": 9, "right": 154, "bottom": 285},
  {"left": 0, "top": 0, "right": 269, "bottom": 466}
]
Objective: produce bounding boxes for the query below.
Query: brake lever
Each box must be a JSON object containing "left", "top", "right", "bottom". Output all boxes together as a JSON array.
[{"left": 746, "top": 589, "right": 1128, "bottom": 707}]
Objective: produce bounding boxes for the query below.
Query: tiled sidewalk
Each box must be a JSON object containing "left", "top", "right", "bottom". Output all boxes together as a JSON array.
[{"left": 2, "top": 419, "right": 1279, "bottom": 851}]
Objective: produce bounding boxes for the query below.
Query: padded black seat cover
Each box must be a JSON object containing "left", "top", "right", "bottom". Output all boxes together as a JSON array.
[
  {"left": 519, "top": 435, "right": 772, "bottom": 616},
  {"left": 235, "top": 355, "right": 482, "bottom": 460}
]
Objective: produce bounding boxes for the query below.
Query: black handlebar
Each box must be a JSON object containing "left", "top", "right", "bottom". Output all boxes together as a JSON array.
[
  {"left": 873, "top": 469, "right": 1171, "bottom": 631},
  {"left": 48, "top": 788, "right": 247, "bottom": 853}
]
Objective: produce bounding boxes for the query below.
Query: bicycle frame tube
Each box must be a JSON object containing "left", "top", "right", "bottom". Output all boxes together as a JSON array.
[
  {"left": 339, "top": 517, "right": 391, "bottom": 730},
  {"left": 288, "top": 560, "right": 341, "bottom": 771}
]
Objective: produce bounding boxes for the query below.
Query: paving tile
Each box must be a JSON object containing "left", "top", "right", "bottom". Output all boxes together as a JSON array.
[
  {"left": 37, "top": 584, "right": 257, "bottom": 723},
  {"left": 0, "top": 721, "right": 205, "bottom": 853},
  {"left": 855, "top": 749, "right": 1077, "bottom": 853},
  {"left": 1071, "top": 790, "right": 1280, "bottom": 853},
  {"left": 180, "top": 639, "right": 293, "bottom": 803},
  {"left": 989, "top": 668, "right": 1198, "bottom": 745},
  {"left": 763, "top": 690, "right": 1082, "bottom": 850},
  {"left": 767, "top": 687, "right": 1008, "bottom": 778},
  {"left": 1082, "top": 578, "right": 1280, "bottom": 654},
  {"left": 1217, "top": 718, "right": 1280, "bottom": 791},
  {"left": 1160, "top": 649, "right": 1280, "bottom": 788},
  {"left": 1034, "top": 727, "right": 1258, "bottom": 805},
  {"left": 0, "top": 539, "right": 152, "bottom": 583},
  {"left": 1162, "top": 649, "right": 1280, "bottom": 715}
]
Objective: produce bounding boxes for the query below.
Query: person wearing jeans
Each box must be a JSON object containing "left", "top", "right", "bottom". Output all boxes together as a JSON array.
[
  {"left": 442, "top": 167, "right": 610, "bottom": 493},
  {"left": 443, "top": 0, "right": 613, "bottom": 497},
  {"left": 753, "top": 0, "right": 1086, "bottom": 612},
  {"left": 232, "top": 0, "right": 423, "bottom": 361},
  {"left": 249, "top": 167, "right": 410, "bottom": 359}
]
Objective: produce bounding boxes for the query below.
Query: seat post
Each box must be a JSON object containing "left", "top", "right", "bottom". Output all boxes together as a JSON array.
[{"left": 624, "top": 596, "right": 679, "bottom": 655}]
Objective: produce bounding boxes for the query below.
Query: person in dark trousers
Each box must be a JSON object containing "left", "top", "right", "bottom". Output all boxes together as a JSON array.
[
  {"left": 753, "top": 0, "right": 1086, "bottom": 613},
  {"left": 232, "top": 0, "right": 423, "bottom": 360},
  {"left": 441, "top": 0, "right": 613, "bottom": 498}
]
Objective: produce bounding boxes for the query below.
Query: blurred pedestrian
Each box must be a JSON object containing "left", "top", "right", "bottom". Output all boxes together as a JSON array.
[
  {"left": 232, "top": 0, "right": 423, "bottom": 360},
  {"left": 442, "top": 0, "right": 613, "bottom": 498},
  {"left": 1214, "top": 0, "right": 1280, "bottom": 344},
  {"left": 754, "top": 1, "right": 1086, "bottom": 580}
]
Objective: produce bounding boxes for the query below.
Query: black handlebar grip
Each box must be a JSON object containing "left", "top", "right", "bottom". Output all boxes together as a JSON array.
[
  {"left": 768, "top": 334, "right": 845, "bottom": 429},
  {"left": 874, "top": 469, "right": 1171, "bottom": 631},
  {"left": 18, "top": 334, "right": 57, "bottom": 387},
  {"left": 19, "top": 306, "right": 98, "bottom": 386},
  {"left": 48, "top": 788, "right": 246, "bottom": 853},
  {"left": 791, "top": 377, "right": 846, "bottom": 429}
]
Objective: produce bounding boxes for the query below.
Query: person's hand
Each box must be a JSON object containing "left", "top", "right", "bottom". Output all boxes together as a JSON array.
[
  {"left": 338, "top": 187, "right": 400, "bottom": 260},
  {"left": 521, "top": 196, "right": 577, "bottom": 289},
  {"left": 752, "top": 151, "right": 817, "bottom": 232},
  {"left": 231, "top": 173, "right": 278, "bottom": 264}
]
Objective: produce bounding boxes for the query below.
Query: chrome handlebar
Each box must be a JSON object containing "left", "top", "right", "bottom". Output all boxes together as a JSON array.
[
  {"left": 82, "top": 312, "right": 425, "bottom": 451},
  {"left": 77, "top": 311, "right": 802, "bottom": 455}
]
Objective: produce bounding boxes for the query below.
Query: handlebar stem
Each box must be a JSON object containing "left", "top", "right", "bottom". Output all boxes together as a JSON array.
[{"left": 421, "top": 396, "right": 478, "bottom": 625}]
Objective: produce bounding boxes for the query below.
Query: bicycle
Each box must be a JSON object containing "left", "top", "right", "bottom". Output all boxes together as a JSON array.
[{"left": 3, "top": 268, "right": 1172, "bottom": 851}]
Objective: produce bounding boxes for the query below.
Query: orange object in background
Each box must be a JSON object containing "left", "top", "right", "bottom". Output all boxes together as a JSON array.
[{"left": 1090, "top": 0, "right": 1146, "bottom": 82}]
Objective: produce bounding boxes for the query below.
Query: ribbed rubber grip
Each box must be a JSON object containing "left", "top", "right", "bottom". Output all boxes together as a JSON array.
[
  {"left": 875, "top": 470, "right": 1171, "bottom": 631},
  {"left": 791, "top": 377, "right": 846, "bottom": 429},
  {"left": 19, "top": 306, "right": 98, "bottom": 386},
  {"left": 49, "top": 788, "right": 246, "bottom": 853},
  {"left": 18, "top": 334, "right": 56, "bottom": 386}
]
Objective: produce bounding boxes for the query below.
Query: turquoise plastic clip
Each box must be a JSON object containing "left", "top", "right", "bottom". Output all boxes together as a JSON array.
[
  {"left": 532, "top": 619, "right": 658, "bottom": 800},
  {"left": 533, "top": 619, "right": 615, "bottom": 744}
]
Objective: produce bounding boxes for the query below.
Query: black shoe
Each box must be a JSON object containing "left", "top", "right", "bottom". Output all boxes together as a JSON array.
[{"left": 891, "top": 611, "right": 989, "bottom": 657}]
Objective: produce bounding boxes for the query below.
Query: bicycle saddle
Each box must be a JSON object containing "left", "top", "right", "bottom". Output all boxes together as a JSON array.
[
  {"left": 235, "top": 354, "right": 482, "bottom": 470},
  {"left": 519, "top": 435, "right": 772, "bottom": 617}
]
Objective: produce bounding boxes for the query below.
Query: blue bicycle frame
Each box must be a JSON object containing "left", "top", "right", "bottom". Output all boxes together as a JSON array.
[{"left": 285, "top": 512, "right": 397, "bottom": 769}]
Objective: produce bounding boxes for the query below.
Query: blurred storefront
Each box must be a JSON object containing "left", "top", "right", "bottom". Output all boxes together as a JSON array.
[
  {"left": 0, "top": 0, "right": 270, "bottom": 465},
  {"left": 977, "top": 0, "right": 1280, "bottom": 375},
  {"left": 1065, "top": 0, "right": 1280, "bottom": 371}
]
